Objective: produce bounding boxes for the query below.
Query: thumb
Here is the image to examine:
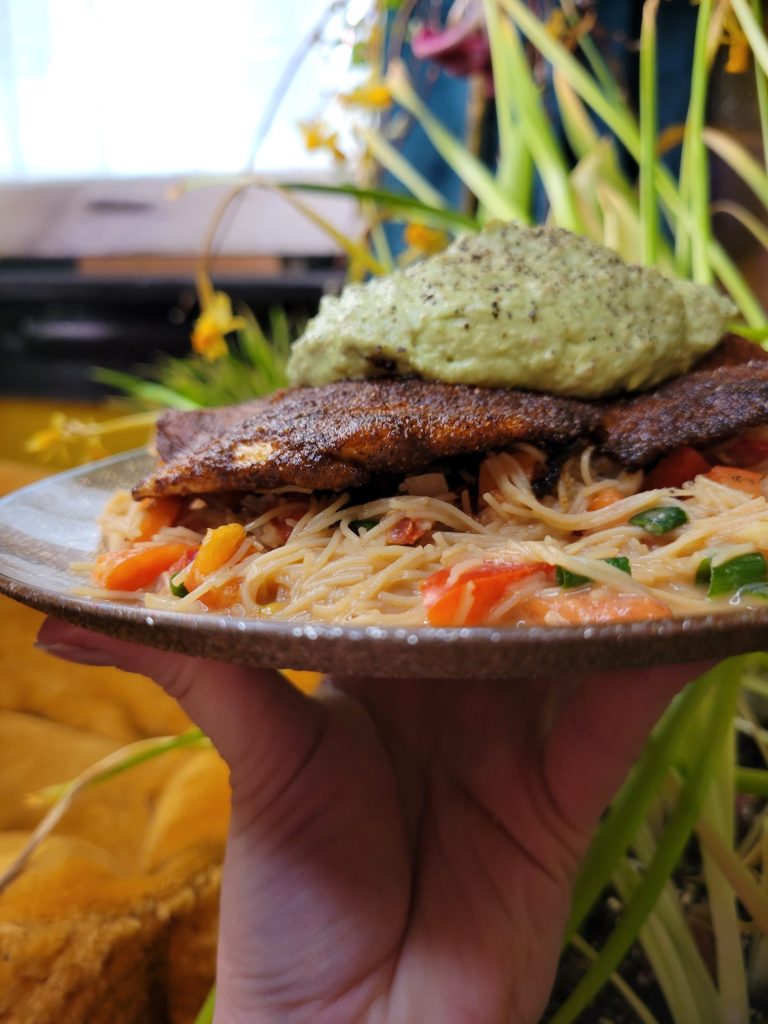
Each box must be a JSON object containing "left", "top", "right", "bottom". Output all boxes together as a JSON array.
[{"left": 36, "top": 617, "right": 323, "bottom": 799}]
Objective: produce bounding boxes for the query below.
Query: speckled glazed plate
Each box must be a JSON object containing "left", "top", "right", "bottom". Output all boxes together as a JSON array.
[{"left": 1, "top": 449, "right": 768, "bottom": 678}]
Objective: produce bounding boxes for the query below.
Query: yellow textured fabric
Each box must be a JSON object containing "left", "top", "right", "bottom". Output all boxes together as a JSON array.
[
  {"left": 0, "top": 458, "right": 321, "bottom": 1023},
  {"left": 0, "top": 460, "right": 225, "bottom": 1023}
]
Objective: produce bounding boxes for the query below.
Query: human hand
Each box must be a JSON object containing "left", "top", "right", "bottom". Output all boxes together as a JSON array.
[{"left": 37, "top": 618, "right": 708, "bottom": 1024}]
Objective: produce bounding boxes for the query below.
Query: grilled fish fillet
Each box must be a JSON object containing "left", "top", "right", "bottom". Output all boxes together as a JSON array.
[
  {"left": 135, "top": 338, "right": 768, "bottom": 499},
  {"left": 134, "top": 378, "right": 600, "bottom": 498},
  {"left": 599, "top": 356, "right": 768, "bottom": 466}
]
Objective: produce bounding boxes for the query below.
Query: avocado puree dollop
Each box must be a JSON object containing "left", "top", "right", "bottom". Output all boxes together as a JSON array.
[{"left": 287, "top": 222, "right": 736, "bottom": 398}]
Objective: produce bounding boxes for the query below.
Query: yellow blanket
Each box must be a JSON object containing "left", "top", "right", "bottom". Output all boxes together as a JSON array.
[{"left": 0, "top": 459, "right": 317, "bottom": 1023}]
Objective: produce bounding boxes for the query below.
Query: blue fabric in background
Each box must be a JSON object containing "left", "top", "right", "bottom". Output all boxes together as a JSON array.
[{"left": 382, "top": 0, "right": 698, "bottom": 252}]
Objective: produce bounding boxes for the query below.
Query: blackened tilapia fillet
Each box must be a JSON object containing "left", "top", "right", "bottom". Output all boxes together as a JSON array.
[
  {"left": 600, "top": 359, "right": 768, "bottom": 466},
  {"left": 155, "top": 399, "right": 266, "bottom": 463},
  {"left": 135, "top": 378, "right": 600, "bottom": 498}
]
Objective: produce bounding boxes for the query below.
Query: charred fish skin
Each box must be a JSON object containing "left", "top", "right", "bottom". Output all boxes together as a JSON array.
[
  {"left": 598, "top": 360, "right": 768, "bottom": 468},
  {"left": 137, "top": 339, "right": 768, "bottom": 500},
  {"left": 135, "top": 378, "right": 600, "bottom": 499}
]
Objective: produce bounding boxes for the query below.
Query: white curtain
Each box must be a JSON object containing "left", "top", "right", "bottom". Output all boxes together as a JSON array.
[{"left": 0, "top": 0, "right": 354, "bottom": 181}]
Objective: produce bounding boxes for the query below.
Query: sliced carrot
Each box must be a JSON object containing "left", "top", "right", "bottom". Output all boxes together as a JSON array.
[
  {"left": 518, "top": 591, "right": 671, "bottom": 625},
  {"left": 186, "top": 523, "right": 247, "bottom": 591},
  {"left": 421, "top": 562, "right": 554, "bottom": 627},
  {"left": 644, "top": 446, "right": 711, "bottom": 490},
  {"left": 705, "top": 465, "right": 763, "bottom": 497},
  {"left": 136, "top": 497, "right": 182, "bottom": 541},
  {"left": 93, "top": 542, "right": 193, "bottom": 591},
  {"left": 587, "top": 487, "right": 624, "bottom": 512},
  {"left": 200, "top": 577, "right": 244, "bottom": 610}
]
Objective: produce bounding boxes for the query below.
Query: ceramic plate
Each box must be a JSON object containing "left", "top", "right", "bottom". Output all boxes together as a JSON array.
[{"left": 1, "top": 450, "right": 767, "bottom": 678}]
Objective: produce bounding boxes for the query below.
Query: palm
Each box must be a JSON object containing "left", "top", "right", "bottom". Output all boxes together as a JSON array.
[{"left": 37, "top": 619, "right": 703, "bottom": 1024}]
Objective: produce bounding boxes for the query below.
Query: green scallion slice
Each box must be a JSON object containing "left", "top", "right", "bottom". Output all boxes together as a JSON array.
[
  {"left": 169, "top": 572, "right": 189, "bottom": 598},
  {"left": 629, "top": 506, "right": 688, "bottom": 535},
  {"left": 695, "top": 552, "right": 768, "bottom": 598},
  {"left": 349, "top": 518, "right": 379, "bottom": 535},
  {"left": 556, "top": 556, "right": 632, "bottom": 589}
]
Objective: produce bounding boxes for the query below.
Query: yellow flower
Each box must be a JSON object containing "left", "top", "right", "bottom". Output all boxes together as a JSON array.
[
  {"left": 402, "top": 222, "right": 450, "bottom": 259},
  {"left": 299, "top": 120, "right": 346, "bottom": 162},
  {"left": 25, "top": 413, "right": 69, "bottom": 461},
  {"left": 191, "top": 271, "right": 245, "bottom": 363},
  {"left": 720, "top": 7, "right": 750, "bottom": 74},
  {"left": 339, "top": 77, "right": 392, "bottom": 111}
]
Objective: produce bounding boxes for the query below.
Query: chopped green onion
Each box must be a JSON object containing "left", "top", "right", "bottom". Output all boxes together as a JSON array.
[
  {"left": 556, "top": 556, "right": 632, "bottom": 589},
  {"left": 695, "top": 552, "right": 768, "bottom": 597},
  {"left": 556, "top": 566, "right": 590, "bottom": 588},
  {"left": 349, "top": 518, "right": 379, "bottom": 535},
  {"left": 629, "top": 506, "right": 688, "bottom": 534},
  {"left": 169, "top": 572, "right": 189, "bottom": 598}
]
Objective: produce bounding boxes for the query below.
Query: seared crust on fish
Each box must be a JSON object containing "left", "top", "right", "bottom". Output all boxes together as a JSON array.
[
  {"left": 155, "top": 400, "right": 266, "bottom": 463},
  {"left": 599, "top": 358, "right": 768, "bottom": 467},
  {"left": 136, "top": 338, "right": 768, "bottom": 498},
  {"left": 135, "top": 378, "right": 600, "bottom": 498}
]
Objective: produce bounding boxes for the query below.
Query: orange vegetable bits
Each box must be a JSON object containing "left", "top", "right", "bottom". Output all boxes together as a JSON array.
[
  {"left": 705, "top": 465, "right": 763, "bottom": 497},
  {"left": 719, "top": 426, "right": 768, "bottom": 468},
  {"left": 136, "top": 497, "right": 183, "bottom": 541},
  {"left": 200, "top": 577, "right": 244, "bottom": 611},
  {"left": 643, "top": 446, "right": 711, "bottom": 490},
  {"left": 387, "top": 517, "right": 432, "bottom": 545},
  {"left": 421, "top": 561, "right": 553, "bottom": 627},
  {"left": 185, "top": 523, "right": 248, "bottom": 592},
  {"left": 92, "top": 542, "right": 194, "bottom": 592},
  {"left": 519, "top": 591, "right": 671, "bottom": 625},
  {"left": 587, "top": 487, "right": 624, "bottom": 512},
  {"left": 477, "top": 451, "right": 538, "bottom": 508}
]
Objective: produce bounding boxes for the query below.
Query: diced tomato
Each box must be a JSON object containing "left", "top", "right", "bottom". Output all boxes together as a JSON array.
[
  {"left": 478, "top": 452, "right": 538, "bottom": 508},
  {"left": 93, "top": 542, "right": 194, "bottom": 592},
  {"left": 186, "top": 523, "right": 247, "bottom": 591},
  {"left": 421, "top": 561, "right": 554, "bottom": 627},
  {"left": 719, "top": 427, "right": 768, "bottom": 468},
  {"left": 136, "top": 496, "right": 182, "bottom": 541},
  {"left": 388, "top": 517, "right": 431, "bottom": 545},
  {"left": 588, "top": 487, "right": 624, "bottom": 512},
  {"left": 644, "top": 446, "right": 711, "bottom": 490},
  {"left": 517, "top": 591, "right": 671, "bottom": 625},
  {"left": 705, "top": 465, "right": 763, "bottom": 496},
  {"left": 167, "top": 546, "right": 199, "bottom": 578}
]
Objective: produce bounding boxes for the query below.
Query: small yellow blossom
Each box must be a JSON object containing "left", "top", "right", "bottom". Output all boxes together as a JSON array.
[
  {"left": 192, "top": 271, "right": 246, "bottom": 363},
  {"left": 402, "top": 222, "right": 450, "bottom": 260},
  {"left": 720, "top": 7, "right": 750, "bottom": 74},
  {"left": 299, "top": 120, "right": 346, "bottom": 162},
  {"left": 25, "top": 413, "right": 70, "bottom": 462},
  {"left": 339, "top": 78, "right": 392, "bottom": 111}
]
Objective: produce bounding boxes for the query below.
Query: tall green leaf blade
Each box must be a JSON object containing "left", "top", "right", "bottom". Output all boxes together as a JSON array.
[
  {"left": 277, "top": 180, "right": 478, "bottom": 231},
  {"left": 481, "top": 0, "right": 533, "bottom": 212},
  {"left": 639, "top": 0, "right": 661, "bottom": 267},
  {"left": 566, "top": 669, "right": 713, "bottom": 939},
  {"left": 386, "top": 58, "right": 528, "bottom": 222},
  {"left": 551, "top": 662, "right": 741, "bottom": 1024}
]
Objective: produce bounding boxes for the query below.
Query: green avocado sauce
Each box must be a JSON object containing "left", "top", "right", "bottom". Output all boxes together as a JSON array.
[{"left": 287, "top": 222, "right": 736, "bottom": 399}]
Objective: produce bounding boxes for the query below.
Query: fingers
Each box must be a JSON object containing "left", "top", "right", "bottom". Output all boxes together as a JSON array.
[
  {"left": 542, "top": 661, "right": 713, "bottom": 838},
  {"left": 36, "top": 618, "right": 323, "bottom": 799}
]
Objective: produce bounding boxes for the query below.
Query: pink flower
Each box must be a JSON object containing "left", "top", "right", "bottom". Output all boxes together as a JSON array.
[{"left": 411, "top": 5, "right": 491, "bottom": 79}]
